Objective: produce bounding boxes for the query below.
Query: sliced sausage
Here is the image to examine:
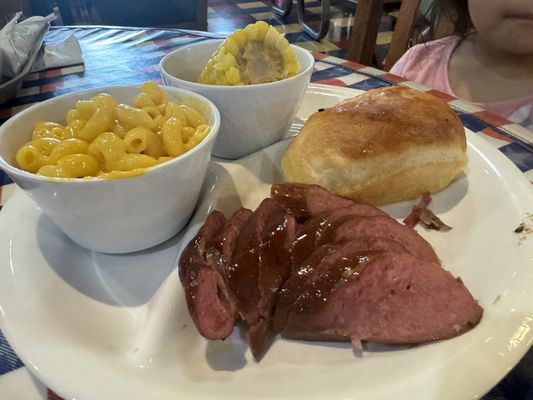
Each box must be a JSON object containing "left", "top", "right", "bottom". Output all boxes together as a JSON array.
[
  {"left": 271, "top": 182, "right": 354, "bottom": 220},
  {"left": 282, "top": 253, "right": 483, "bottom": 346}
]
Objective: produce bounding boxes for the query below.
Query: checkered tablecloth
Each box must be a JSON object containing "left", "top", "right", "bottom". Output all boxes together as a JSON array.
[{"left": 0, "top": 26, "right": 532, "bottom": 400}]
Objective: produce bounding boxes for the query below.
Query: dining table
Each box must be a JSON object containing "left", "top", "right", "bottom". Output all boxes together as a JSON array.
[{"left": 0, "top": 25, "right": 532, "bottom": 400}]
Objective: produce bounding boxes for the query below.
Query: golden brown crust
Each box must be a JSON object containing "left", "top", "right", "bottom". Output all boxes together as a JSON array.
[{"left": 281, "top": 86, "right": 468, "bottom": 205}]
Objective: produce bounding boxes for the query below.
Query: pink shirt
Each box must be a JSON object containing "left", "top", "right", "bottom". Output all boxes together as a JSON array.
[{"left": 390, "top": 36, "right": 533, "bottom": 130}]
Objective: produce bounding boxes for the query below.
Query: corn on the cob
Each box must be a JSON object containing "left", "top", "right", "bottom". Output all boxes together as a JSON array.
[{"left": 198, "top": 21, "right": 300, "bottom": 86}]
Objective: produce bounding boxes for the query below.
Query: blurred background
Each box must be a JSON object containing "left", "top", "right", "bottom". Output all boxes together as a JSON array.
[{"left": 0, "top": 0, "right": 438, "bottom": 69}]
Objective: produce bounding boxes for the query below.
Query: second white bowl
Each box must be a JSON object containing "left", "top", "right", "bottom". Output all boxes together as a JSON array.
[{"left": 160, "top": 39, "right": 314, "bottom": 159}]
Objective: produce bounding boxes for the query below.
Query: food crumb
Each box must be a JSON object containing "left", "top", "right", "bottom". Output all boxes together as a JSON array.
[
  {"left": 515, "top": 223, "right": 525, "bottom": 233},
  {"left": 515, "top": 213, "right": 533, "bottom": 245}
]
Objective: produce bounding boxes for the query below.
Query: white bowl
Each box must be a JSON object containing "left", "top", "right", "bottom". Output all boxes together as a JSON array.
[
  {"left": 160, "top": 39, "right": 314, "bottom": 159},
  {"left": 0, "top": 84, "right": 220, "bottom": 254}
]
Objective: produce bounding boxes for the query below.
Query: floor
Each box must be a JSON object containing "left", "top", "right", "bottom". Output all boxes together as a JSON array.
[{"left": 206, "top": 0, "right": 399, "bottom": 67}]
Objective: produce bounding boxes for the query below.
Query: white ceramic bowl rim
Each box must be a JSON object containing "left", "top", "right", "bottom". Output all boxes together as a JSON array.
[
  {"left": 160, "top": 40, "right": 315, "bottom": 91},
  {"left": 0, "top": 84, "right": 221, "bottom": 185}
]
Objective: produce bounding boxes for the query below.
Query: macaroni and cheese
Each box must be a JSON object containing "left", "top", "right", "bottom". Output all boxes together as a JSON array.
[{"left": 15, "top": 82, "right": 211, "bottom": 179}]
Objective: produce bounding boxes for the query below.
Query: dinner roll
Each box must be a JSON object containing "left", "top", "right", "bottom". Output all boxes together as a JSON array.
[{"left": 281, "top": 86, "right": 468, "bottom": 205}]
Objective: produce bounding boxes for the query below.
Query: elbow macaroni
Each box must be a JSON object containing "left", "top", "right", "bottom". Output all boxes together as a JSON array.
[{"left": 15, "top": 82, "right": 211, "bottom": 179}]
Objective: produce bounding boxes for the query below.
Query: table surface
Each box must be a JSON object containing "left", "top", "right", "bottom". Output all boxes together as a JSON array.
[{"left": 0, "top": 26, "right": 532, "bottom": 400}]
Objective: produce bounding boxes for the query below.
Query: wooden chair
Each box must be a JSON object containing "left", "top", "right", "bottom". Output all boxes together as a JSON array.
[
  {"left": 347, "top": 0, "right": 422, "bottom": 70},
  {"left": 269, "top": 0, "right": 426, "bottom": 67}
]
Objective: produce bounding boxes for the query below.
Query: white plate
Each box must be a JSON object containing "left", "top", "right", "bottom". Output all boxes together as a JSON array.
[{"left": 1, "top": 84, "right": 533, "bottom": 400}]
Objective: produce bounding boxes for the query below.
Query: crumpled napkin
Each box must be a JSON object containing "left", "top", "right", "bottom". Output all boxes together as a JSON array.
[
  {"left": 31, "top": 34, "right": 84, "bottom": 72},
  {"left": 0, "top": 12, "right": 55, "bottom": 79},
  {"left": 0, "top": 11, "right": 84, "bottom": 105},
  {"left": 0, "top": 11, "right": 84, "bottom": 79}
]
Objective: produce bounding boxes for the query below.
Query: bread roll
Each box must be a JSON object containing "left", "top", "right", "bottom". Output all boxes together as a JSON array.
[{"left": 281, "top": 86, "right": 468, "bottom": 205}]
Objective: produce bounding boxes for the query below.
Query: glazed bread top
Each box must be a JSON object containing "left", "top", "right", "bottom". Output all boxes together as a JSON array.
[{"left": 281, "top": 86, "right": 468, "bottom": 205}]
